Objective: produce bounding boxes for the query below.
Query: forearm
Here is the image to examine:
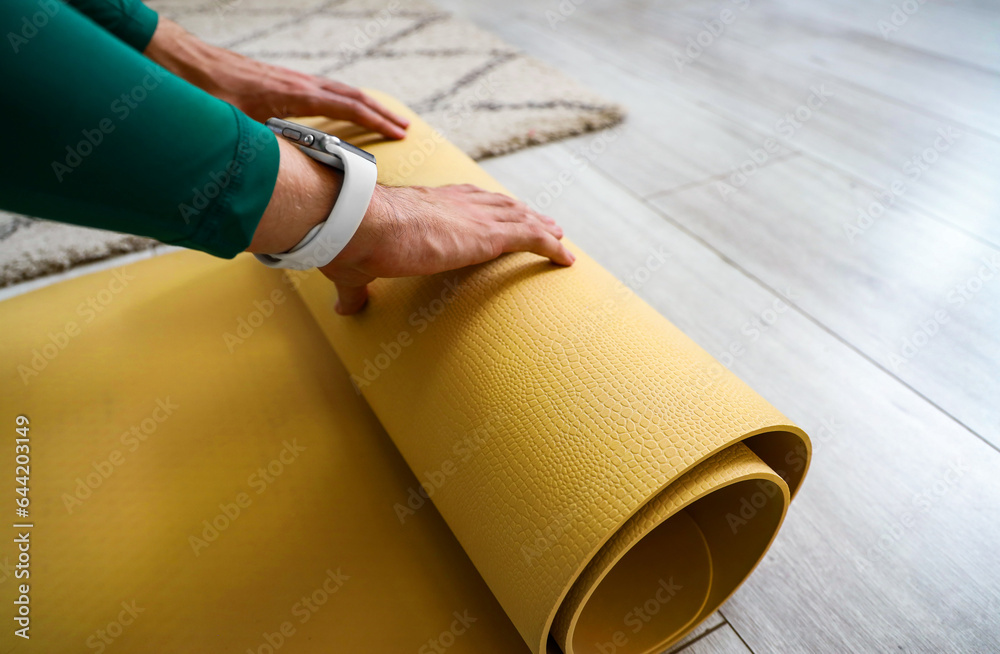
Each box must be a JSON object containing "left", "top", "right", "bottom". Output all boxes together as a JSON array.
[
  {"left": 142, "top": 17, "right": 237, "bottom": 101},
  {"left": 0, "top": 0, "right": 279, "bottom": 258},
  {"left": 247, "top": 139, "right": 345, "bottom": 255},
  {"left": 140, "top": 15, "right": 410, "bottom": 137}
]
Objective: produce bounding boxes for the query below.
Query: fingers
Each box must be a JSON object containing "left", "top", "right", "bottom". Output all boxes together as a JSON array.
[
  {"left": 319, "top": 81, "right": 411, "bottom": 130},
  {"left": 448, "top": 184, "right": 482, "bottom": 194},
  {"left": 478, "top": 198, "right": 563, "bottom": 238},
  {"left": 447, "top": 184, "right": 574, "bottom": 266},
  {"left": 538, "top": 216, "right": 563, "bottom": 239},
  {"left": 343, "top": 98, "right": 408, "bottom": 140},
  {"left": 468, "top": 191, "right": 520, "bottom": 207},
  {"left": 498, "top": 222, "right": 575, "bottom": 267},
  {"left": 357, "top": 92, "right": 411, "bottom": 131},
  {"left": 493, "top": 209, "right": 563, "bottom": 239},
  {"left": 333, "top": 281, "right": 370, "bottom": 315},
  {"left": 308, "top": 93, "right": 407, "bottom": 140},
  {"left": 446, "top": 186, "right": 562, "bottom": 231}
]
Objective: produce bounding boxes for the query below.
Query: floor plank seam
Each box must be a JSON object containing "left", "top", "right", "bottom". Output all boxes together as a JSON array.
[
  {"left": 583, "top": 159, "right": 1000, "bottom": 457},
  {"left": 630, "top": 84, "right": 1000, "bottom": 254},
  {"left": 786, "top": 147, "right": 1000, "bottom": 254},
  {"left": 720, "top": 611, "right": 757, "bottom": 653},
  {"left": 549, "top": 38, "right": 1000, "bottom": 253},
  {"left": 722, "top": 33, "right": 1000, "bottom": 143},
  {"left": 641, "top": 152, "right": 803, "bottom": 201},
  {"left": 668, "top": 621, "right": 728, "bottom": 653}
]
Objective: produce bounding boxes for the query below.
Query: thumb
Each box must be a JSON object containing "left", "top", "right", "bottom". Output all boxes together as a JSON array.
[{"left": 333, "top": 281, "right": 370, "bottom": 315}]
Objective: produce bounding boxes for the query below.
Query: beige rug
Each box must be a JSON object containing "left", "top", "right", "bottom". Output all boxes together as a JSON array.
[{"left": 0, "top": 0, "right": 624, "bottom": 287}]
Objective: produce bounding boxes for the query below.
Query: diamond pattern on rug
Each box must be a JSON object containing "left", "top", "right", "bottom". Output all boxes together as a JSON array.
[{"left": 0, "top": 0, "right": 624, "bottom": 288}]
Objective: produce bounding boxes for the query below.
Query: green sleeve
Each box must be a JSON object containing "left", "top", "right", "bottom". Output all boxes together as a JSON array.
[
  {"left": 0, "top": 0, "right": 279, "bottom": 259},
  {"left": 66, "top": 0, "right": 159, "bottom": 51}
]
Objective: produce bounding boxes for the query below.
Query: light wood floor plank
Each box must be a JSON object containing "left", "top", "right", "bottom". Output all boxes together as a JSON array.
[
  {"left": 668, "top": 0, "right": 1000, "bottom": 138},
  {"left": 670, "top": 623, "right": 752, "bottom": 654},
  {"left": 649, "top": 154, "right": 1000, "bottom": 448},
  {"left": 433, "top": 0, "right": 797, "bottom": 198},
  {"left": 440, "top": 0, "right": 1000, "bottom": 249},
  {"left": 758, "top": 0, "right": 1000, "bottom": 76},
  {"left": 664, "top": 613, "right": 726, "bottom": 653},
  {"left": 574, "top": 8, "right": 1000, "bottom": 249}
]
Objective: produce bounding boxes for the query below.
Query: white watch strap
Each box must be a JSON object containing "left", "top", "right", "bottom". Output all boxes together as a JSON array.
[{"left": 254, "top": 140, "right": 378, "bottom": 271}]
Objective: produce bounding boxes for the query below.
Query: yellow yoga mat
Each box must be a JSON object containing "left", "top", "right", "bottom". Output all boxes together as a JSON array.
[{"left": 1, "top": 93, "right": 810, "bottom": 654}]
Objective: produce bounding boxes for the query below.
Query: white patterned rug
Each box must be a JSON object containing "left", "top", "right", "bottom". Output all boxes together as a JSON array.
[{"left": 0, "top": 0, "right": 624, "bottom": 287}]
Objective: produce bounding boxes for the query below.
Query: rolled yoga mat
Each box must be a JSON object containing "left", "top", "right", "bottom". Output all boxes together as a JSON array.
[{"left": 1, "top": 92, "right": 810, "bottom": 654}]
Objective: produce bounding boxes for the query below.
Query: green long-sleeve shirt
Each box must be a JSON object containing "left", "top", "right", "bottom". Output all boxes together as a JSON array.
[{"left": 0, "top": 0, "right": 280, "bottom": 258}]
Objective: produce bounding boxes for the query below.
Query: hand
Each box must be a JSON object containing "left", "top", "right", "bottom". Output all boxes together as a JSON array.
[
  {"left": 144, "top": 18, "right": 409, "bottom": 140},
  {"left": 320, "top": 184, "right": 576, "bottom": 314}
]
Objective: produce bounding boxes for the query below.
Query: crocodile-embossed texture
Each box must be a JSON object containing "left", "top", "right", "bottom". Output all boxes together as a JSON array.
[
  {"left": 294, "top": 91, "right": 812, "bottom": 654},
  {"left": 0, "top": 92, "right": 810, "bottom": 654}
]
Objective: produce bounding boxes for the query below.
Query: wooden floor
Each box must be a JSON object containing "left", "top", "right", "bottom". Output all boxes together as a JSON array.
[{"left": 432, "top": 0, "right": 1000, "bottom": 651}]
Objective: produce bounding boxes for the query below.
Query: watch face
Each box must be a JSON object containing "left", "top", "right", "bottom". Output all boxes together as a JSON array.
[{"left": 337, "top": 140, "right": 377, "bottom": 165}]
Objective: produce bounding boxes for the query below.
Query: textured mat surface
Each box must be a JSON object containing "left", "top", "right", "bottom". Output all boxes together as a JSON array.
[{"left": 1, "top": 94, "right": 808, "bottom": 654}]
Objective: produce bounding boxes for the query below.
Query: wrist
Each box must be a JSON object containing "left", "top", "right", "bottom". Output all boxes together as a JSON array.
[
  {"left": 247, "top": 139, "right": 344, "bottom": 255},
  {"left": 143, "top": 18, "right": 228, "bottom": 98},
  {"left": 330, "top": 184, "right": 392, "bottom": 266}
]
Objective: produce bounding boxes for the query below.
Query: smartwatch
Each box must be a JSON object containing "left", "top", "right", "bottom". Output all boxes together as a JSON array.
[{"left": 254, "top": 118, "right": 378, "bottom": 271}]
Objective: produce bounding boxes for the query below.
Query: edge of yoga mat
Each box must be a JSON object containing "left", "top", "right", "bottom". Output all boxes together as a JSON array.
[
  {"left": 0, "top": 92, "right": 810, "bottom": 654},
  {"left": 0, "top": 252, "right": 532, "bottom": 653},
  {"left": 293, "top": 91, "right": 812, "bottom": 654}
]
